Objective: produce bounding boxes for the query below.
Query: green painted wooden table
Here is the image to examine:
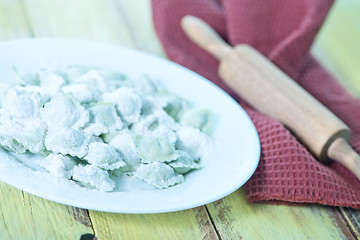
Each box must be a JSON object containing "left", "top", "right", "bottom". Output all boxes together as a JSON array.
[{"left": 0, "top": 1, "right": 359, "bottom": 239}]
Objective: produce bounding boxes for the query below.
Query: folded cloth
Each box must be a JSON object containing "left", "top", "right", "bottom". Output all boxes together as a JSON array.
[{"left": 151, "top": 0, "right": 360, "bottom": 208}]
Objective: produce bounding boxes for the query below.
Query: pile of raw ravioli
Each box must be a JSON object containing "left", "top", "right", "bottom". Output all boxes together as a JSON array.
[{"left": 0, "top": 66, "right": 213, "bottom": 191}]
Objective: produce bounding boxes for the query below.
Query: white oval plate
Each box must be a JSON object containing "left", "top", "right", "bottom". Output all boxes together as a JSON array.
[{"left": 0, "top": 39, "right": 260, "bottom": 213}]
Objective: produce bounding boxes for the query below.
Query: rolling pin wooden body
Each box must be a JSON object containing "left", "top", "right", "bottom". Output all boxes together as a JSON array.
[
  {"left": 219, "top": 45, "right": 350, "bottom": 162},
  {"left": 181, "top": 16, "right": 360, "bottom": 179}
]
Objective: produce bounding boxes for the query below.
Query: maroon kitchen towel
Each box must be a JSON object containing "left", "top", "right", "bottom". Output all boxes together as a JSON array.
[{"left": 151, "top": 0, "right": 360, "bottom": 208}]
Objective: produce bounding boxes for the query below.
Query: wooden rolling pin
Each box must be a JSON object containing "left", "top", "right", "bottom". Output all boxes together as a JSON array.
[{"left": 181, "top": 15, "right": 360, "bottom": 180}]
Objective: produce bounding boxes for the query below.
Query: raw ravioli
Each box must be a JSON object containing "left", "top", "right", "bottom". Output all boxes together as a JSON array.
[
  {"left": 109, "top": 130, "right": 140, "bottom": 172},
  {"left": 74, "top": 69, "right": 108, "bottom": 92},
  {"left": 131, "top": 109, "right": 178, "bottom": 134},
  {"left": 168, "top": 150, "right": 200, "bottom": 174},
  {"left": 134, "top": 162, "right": 184, "bottom": 189},
  {"left": 132, "top": 75, "right": 157, "bottom": 96},
  {"left": 66, "top": 65, "right": 125, "bottom": 91},
  {"left": 84, "top": 142, "right": 125, "bottom": 170},
  {"left": 0, "top": 65, "right": 215, "bottom": 191},
  {"left": 62, "top": 84, "right": 101, "bottom": 103},
  {"left": 176, "top": 126, "right": 213, "bottom": 160},
  {"left": 41, "top": 95, "right": 89, "bottom": 129},
  {"left": 1, "top": 89, "right": 42, "bottom": 126},
  {"left": 135, "top": 135, "right": 179, "bottom": 163},
  {"left": 180, "top": 109, "right": 212, "bottom": 133},
  {"left": 72, "top": 164, "right": 115, "bottom": 192},
  {"left": 12, "top": 67, "right": 39, "bottom": 86},
  {"left": 45, "top": 127, "right": 90, "bottom": 158},
  {"left": 131, "top": 110, "right": 178, "bottom": 144},
  {"left": 0, "top": 124, "right": 26, "bottom": 154},
  {"left": 36, "top": 153, "right": 75, "bottom": 179},
  {"left": 65, "top": 65, "right": 92, "bottom": 82},
  {"left": 102, "top": 87, "right": 142, "bottom": 124},
  {"left": 162, "top": 95, "right": 189, "bottom": 121},
  {"left": 39, "top": 71, "right": 67, "bottom": 98},
  {"left": 84, "top": 103, "right": 123, "bottom": 136},
  {"left": 13, "top": 123, "right": 47, "bottom": 154}
]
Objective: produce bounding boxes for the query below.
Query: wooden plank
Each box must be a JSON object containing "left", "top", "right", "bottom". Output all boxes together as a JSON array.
[
  {"left": 339, "top": 208, "right": 360, "bottom": 238},
  {"left": 0, "top": 2, "right": 95, "bottom": 239},
  {"left": 1, "top": 1, "right": 357, "bottom": 240},
  {"left": 23, "top": 0, "right": 135, "bottom": 47},
  {"left": 314, "top": 2, "right": 360, "bottom": 238},
  {"left": 313, "top": 0, "right": 360, "bottom": 96},
  {"left": 0, "top": 182, "right": 94, "bottom": 240},
  {"left": 0, "top": 0, "right": 32, "bottom": 39},
  {"left": 111, "top": 2, "right": 360, "bottom": 239},
  {"left": 89, "top": 206, "right": 218, "bottom": 240},
  {"left": 206, "top": 189, "right": 354, "bottom": 239},
  {"left": 115, "top": 0, "right": 166, "bottom": 57},
  {"left": 23, "top": 1, "right": 218, "bottom": 239}
]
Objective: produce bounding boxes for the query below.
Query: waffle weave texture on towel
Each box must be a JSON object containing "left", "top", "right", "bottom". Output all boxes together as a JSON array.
[{"left": 151, "top": 0, "right": 360, "bottom": 208}]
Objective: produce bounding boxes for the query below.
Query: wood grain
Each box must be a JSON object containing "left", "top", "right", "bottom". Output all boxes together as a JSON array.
[
  {"left": 22, "top": 1, "right": 219, "bottom": 239},
  {"left": 89, "top": 207, "right": 218, "bottom": 240},
  {"left": 313, "top": 0, "right": 360, "bottom": 96},
  {"left": 206, "top": 189, "right": 355, "bottom": 240},
  {"left": 339, "top": 208, "right": 360, "bottom": 238},
  {"left": 0, "top": 182, "right": 93, "bottom": 240},
  {"left": 0, "top": 0, "right": 359, "bottom": 239},
  {"left": 23, "top": 0, "right": 135, "bottom": 47},
  {"left": 0, "top": 2, "right": 94, "bottom": 239},
  {"left": 313, "top": 1, "right": 360, "bottom": 237},
  {"left": 116, "top": 0, "right": 166, "bottom": 57},
  {"left": 0, "top": 0, "right": 32, "bottom": 39}
]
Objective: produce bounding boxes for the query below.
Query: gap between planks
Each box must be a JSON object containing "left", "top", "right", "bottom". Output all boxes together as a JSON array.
[
  {"left": 87, "top": 209, "right": 97, "bottom": 237},
  {"left": 204, "top": 205, "right": 221, "bottom": 240},
  {"left": 338, "top": 207, "right": 360, "bottom": 239}
]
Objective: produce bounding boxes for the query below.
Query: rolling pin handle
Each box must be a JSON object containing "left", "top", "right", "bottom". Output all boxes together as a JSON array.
[
  {"left": 328, "top": 138, "right": 360, "bottom": 179},
  {"left": 181, "top": 15, "right": 232, "bottom": 60}
]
